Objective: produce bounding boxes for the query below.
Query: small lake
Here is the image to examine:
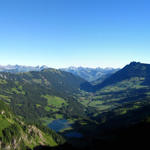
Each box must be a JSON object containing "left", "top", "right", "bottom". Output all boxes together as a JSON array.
[
  {"left": 48, "top": 119, "right": 83, "bottom": 138},
  {"left": 48, "top": 119, "right": 71, "bottom": 132}
]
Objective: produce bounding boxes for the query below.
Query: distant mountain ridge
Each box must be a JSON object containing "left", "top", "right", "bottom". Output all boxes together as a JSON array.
[
  {"left": 0, "top": 65, "right": 119, "bottom": 83},
  {"left": 61, "top": 66, "right": 119, "bottom": 82},
  {"left": 0, "top": 65, "right": 48, "bottom": 73}
]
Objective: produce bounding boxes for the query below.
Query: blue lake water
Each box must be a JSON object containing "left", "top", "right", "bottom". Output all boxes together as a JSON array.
[
  {"left": 48, "top": 119, "right": 83, "bottom": 138},
  {"left": 48, "top": 119, "right": 70, "bottom": 132}
]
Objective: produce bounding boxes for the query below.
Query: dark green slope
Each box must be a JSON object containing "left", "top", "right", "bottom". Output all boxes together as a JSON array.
[
  {"left": 0, "top": 68, "right": 91, "bottom": 123},
  {"left": 83, "top": 117, "right": 150, "bottom": 149},
  {"left": 87, "top": 99, "right": 150, "bottom": 149},
  {"left": 80, "top": 62, "right": 150, "bottom": 145},
  {"left": 0, "top": 68, "right": 89, "bottom": 96},
  {"left": 77, "top": 62, "right": 150, "bottom": 123},
  {"left": 94, "top": 62, "right": 150, "bottom": 91},
  {"left": 0, "top": 68, "right": 95, "bottom": 149}
]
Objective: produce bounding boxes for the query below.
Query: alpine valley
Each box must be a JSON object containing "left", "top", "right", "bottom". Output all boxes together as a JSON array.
[{"left": 1, "top": 62, "right": 150, "bottom": 149}]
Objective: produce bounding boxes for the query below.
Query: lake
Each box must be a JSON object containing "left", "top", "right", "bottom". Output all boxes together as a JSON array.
[
  {"left": 48, "top": 119, "right": 70, "bottom": 132},
  {"left": 48, "top": 119, "right": 83, "bottom": 138}
]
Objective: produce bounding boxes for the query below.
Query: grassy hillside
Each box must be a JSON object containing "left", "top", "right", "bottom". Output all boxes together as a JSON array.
[
  {"left": 0, "top": 68, "right": 92, "bottom": 128},
  {"left": 1, "top": 62, "right": 150, "bottom": 149},
  {"left": 76, "top": 62, "right": 150, "bottom": 116},
  {"left": 94, "top": 62, "right": 150, "bottom": 91},
  {"left": 0, "top": 100, "right": 65, "bottom": 150}
]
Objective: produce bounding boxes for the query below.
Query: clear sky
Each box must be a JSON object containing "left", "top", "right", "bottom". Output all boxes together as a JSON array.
[{"left": 0, "top": 0, "right": 150, "bottom": 68}]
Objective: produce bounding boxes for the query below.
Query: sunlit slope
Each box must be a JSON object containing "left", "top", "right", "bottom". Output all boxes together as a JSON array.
[
  {"left": 78, "top": 62, "right": 150, "bottom": 116},
  {"left": 0, "top": 100, "right": 65, "bottom": 150},
  {"left": 0, "top": 68, "right": 90, "bottom": 123},
  {"left": 94, "top": 62, "right": 150, "bottom": 91}
]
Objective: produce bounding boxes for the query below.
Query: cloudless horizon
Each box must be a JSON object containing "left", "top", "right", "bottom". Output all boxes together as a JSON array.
[{"left": 0, "top": 0, "right": 150, "bottom": 68}]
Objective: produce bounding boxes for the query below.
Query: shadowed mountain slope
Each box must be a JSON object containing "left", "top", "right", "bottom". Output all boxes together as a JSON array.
[{"left": 94, "top": 62, "right": 150, "bottom": 91}]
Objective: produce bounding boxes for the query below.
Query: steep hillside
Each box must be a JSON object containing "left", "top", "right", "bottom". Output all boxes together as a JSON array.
[
  {"left": 0, "top": 68, "right": 89, "bottom": 96},
  {"left": 94, "top": 62, "right": 150, "bottom": 91},
  {"left": 0, "top": 68, "right": 92, "bottom": 124},
  {"left": 77, "top": 62, "right": 150, "bottom": 119},
  {"left": 0, "top": 100, "right": 65, "bottom": 150},
  {"left": 73, "top": 61, "right": 150, "bottom": 148}
]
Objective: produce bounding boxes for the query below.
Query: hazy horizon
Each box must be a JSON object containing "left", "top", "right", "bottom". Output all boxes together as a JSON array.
[{"left": 0, "top": 63, "right": 121, "bottom": 69}]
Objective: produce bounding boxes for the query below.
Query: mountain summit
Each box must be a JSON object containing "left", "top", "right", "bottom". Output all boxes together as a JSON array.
[{"left": 94, "top": 62, "right": 150, "bottom": 90}]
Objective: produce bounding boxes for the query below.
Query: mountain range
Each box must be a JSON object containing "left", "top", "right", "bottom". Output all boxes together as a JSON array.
[
  {"left": 0, "top": 65, "right": 48, "bottom": 73},
  {"left": 1, "top": 62, "right": 150, "bottom": 149},
  {"left": 61, "top": 66, "right": 119, "bottom": 82},
  {"left": 0, "top": 65, "right": 119, "bottom": 82}
]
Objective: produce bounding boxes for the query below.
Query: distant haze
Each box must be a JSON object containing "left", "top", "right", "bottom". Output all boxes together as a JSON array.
[
  {"left": 0, "top": 64, "right": 120, "bottom": 82},
  {"left": 61, "top": 66, "right": 120, "bottom": 82}
]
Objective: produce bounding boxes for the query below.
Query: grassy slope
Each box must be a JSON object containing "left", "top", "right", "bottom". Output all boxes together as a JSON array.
[
  {"left": 78, "top": 77, "right": 150, "bottom": 117},
  {"left": 78, "top": 62, "right": 150, "bottom": 117},
  {"left": 0, "top": 69, "right": 89, "bottom": 124},
  {"left": 1, "top": 62, "right": 150, "bottom": 148},
  {"left": 0, "top": 100, "right": 65, "bottom": 150}
]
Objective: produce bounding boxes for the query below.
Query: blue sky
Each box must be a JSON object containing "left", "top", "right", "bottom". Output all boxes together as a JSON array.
[{"left": 0, "top": 0, "right": 150, "bottom": 68}]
